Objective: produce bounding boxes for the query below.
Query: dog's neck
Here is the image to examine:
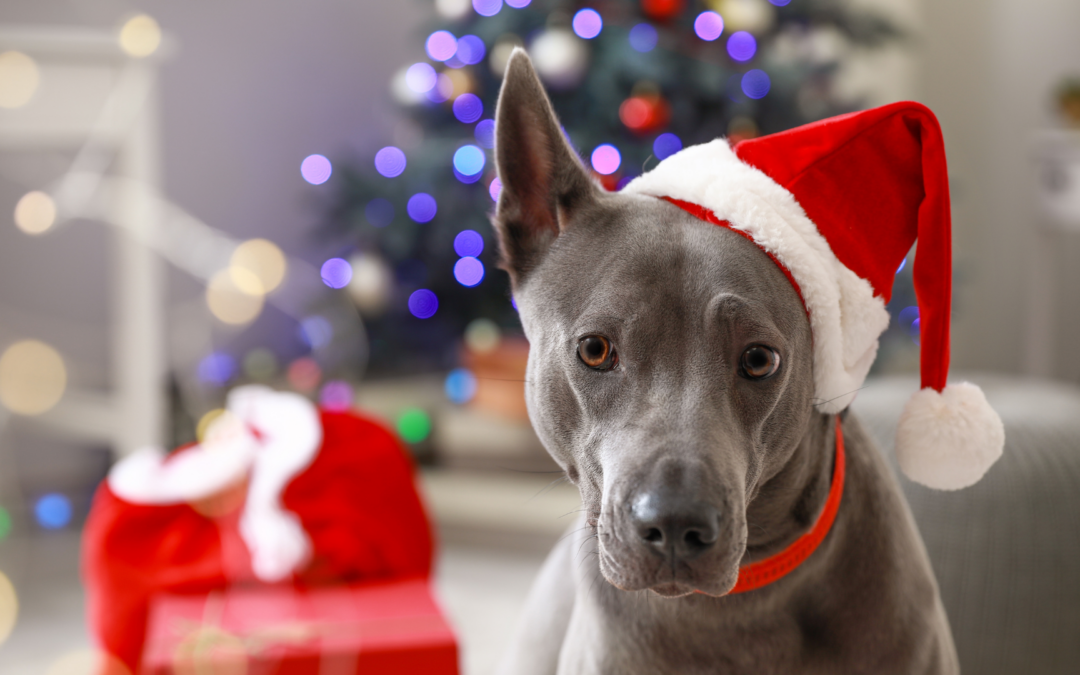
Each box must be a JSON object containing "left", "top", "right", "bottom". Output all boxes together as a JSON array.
[{"left": 742, "top": 412, "right": 837, "bottom": 562}]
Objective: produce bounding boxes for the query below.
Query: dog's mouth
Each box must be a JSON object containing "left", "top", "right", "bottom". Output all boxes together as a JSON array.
[{"left": 595, "top": 528, "right": 743, "bottom": 598}]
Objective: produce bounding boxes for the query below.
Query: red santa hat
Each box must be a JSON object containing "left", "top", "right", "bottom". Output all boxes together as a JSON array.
[{"left": 624, "top": 101, "right": 1004, "bottom": 490}]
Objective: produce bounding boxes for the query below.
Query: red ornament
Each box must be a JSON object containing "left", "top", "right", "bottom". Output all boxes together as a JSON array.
[
  {"left": 619, "top": 94, "right": 671, "bottom": 134},
  {"left": 641, "top": 0, "right": 685, "bottom": 21}
]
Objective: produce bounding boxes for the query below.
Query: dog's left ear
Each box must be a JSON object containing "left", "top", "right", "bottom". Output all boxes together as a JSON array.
[{"left": 493, "top": 49, "right": 599, "bottom": 287}]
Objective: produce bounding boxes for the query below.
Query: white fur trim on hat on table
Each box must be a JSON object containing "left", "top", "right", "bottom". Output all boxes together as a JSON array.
[
  {"left": 896, "top": 382, "right": 1005, "bottom": 490},
  {"left": 624, "top": 139, "right": 890, "bottom": 413}
]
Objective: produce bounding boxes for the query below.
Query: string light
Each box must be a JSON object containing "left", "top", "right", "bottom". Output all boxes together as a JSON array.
[
  {"left": 365, "top": 198, "right": 394, "bottom": 227},
  {"left": 230, "top": 239, "right": 286, "bottom": 294},
  {"left": 653, "top": 133, "right": 682, "bottom": 160},
  {"left": 0, "top": 51, "right": 39, "bottom": 109},
  {"left": 741, "top": 69, "right": 771, "bottom": 99},
  {"left": 407, "top": 193, "right": 438, "bottom": 223},
  {"left": 35, "top": 493, "right": 71, "bottom": 530},
  {"left": 0, "top": 570, "right": 16, "bottom": 646},
  {"left": 300, "top": 154, "right": 332, "bottom": 185},
  {"left": 454, "top": 256, "right": 485, "bottom": 287},
  {"left": 374, "top": 146, "right": 407, "bottom": 178},
  {"left": 426, "top": 31, "right": 458, "bottom": 62},
  {"left": 206, "top": 269, "right": 263, "bottom": 324},
  {"left": 118, "top": 14, "right": 162, "bottom": 58},
  {"left": 445, "top": 368, "right": 478, "bottom": 404},
  {"left": 727, "top": 31, "right": 757, "bottom": 61},
  {"left": 694, "top": 12, "right": 725, "bottom": 41},
  {"left": 13, "top": 191, "right": 56, "bottom": 235},
  {"left": 454, "top": 230, "right": 484, "bottom": 257},
  {"left": 473, "top": 0, "right": 503, "bottom": 17},
  {"left": 572, "top": 9, "right": 603, "bottom": 39},
  {"left": 408, "top": 289, "right": 439, "bottom": 319},
  {"left": 0, "top": 340, "right": 67, "bottom": 416},
  {"left": 590, "top": 144, "right": 621, "bottom": 175},
  {"left": 197, "top": 352, "right": 236, "bottom": 387},
  {"left": 320, "top": 258, "right": 353, "bottom": 289},
  {"left": 629, "top": 24, "right": 658, "bottom": 53}
]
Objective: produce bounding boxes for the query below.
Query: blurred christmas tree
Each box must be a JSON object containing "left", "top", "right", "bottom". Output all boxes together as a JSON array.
[{"left": 322, "top": 0, "right": 900, "bottom": 378}]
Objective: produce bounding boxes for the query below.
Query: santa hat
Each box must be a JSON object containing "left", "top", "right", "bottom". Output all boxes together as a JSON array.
[{"left": 624, "top": 101, "right": 1004, "bottom": 490}]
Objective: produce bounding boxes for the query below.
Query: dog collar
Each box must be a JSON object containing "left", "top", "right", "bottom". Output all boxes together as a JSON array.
[{"left": 727, "top": 415, "right": 846, "bottom": 594}]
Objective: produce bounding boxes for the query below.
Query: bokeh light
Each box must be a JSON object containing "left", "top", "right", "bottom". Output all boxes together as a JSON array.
[
  {"left": 405, "top": 63, "right": 438, "bottom": 93},
  {"left": 0, "top": 570, "right": 16, "bottom": 645},
  {"left": 572, "top": 9, "right": 603, "bottom": 39},
  {"left": 653, "top": 133, "right": 683, "bottom": 160},
  {"left": 507, "top": 0, "right": 531, "bottom": 6},
  {"left": 194, "top": 408, "right": 227, "bottom": 443},
  {"left": 231, "top": 238, "right": 286, "bottom": 294},
  {"left": 0, "top": 506, "right": 11, "bottom": 542},
  {"left": 694, "top": 11, "right": 725, "bottom": 41},
  {"left": 456, "top": 35, "right": 487, "bottom": 65},
  {"left": 13, "top": 190, "right": 56, "bottom": 235},
  {"left": 454, "top": 230, "right": 484, "bottom": 257},
  {"left": 453, "top": 145, "right": 486, "bottom": 177},
  {"left": 197, "top": 352, "right": 236, "bottom": 387},
  {"left": 727, "top": 31, "right": 757, "bottom": 61},
  {"left": 629, "top": 24, "right": 658, "bottom": 53},
  {"left": 445, "top": 368, "right": 478, "bottom": 404},
  {"left": 426, "top": 31, "right": 458, "bottom": 61},
  {"left": 299, "top": 315, "right": 333, "bottom": 349},
  {"left": 300, "top": 154, "right": 332, "bottom": 185},
  {"left": 0, "top": 340, "right": 67, "bottom": 416},
  {"left": 896, "top": 258, "right": 907, "bottom": 274},
  {"left": 741, "top": 70, "right": 771, "bottom": 99},
  {"left": 591, "top": 144, "right": 621, "bottom": 175},
  {"left": 899, "top": 305, "right": 920, "bottom": 331},
  {"left": 44, "top": 649, "right": 132, "bottom": 675},
  {"left": 35, "top": 493, "right": 71, "bottom": 530},
  {"left": 287, "top": 357, "right": 322, "bottom": 393},
  {"left": 0, "top": 51, "right": 40, "bottom": 109},
  {"left": 473, "top": 0, "right": 503, "bottom": 17},
  {"left": 319, "top": 380, "right": 353, "bottom": 411},
  {"left": 396, "top": 408, "right": 432, "bottom": 444},
  {"left": 374, "top": 146, "right": 407, "bottom": 178},
  {"left": 465, "top": 318, "right": 501, "bottom": 353},
  {"left": 207, "top": 270, "right": 263, "bottom": 324},
  {"left": 407, "top": 193, "right": 438, "bottom": 223},
  {"left": 769, "top": 0, "right": 791, "bottom": 5},
  {"left": 242, "top": 348, "right": 278, "bottom": 380},
  {"left": 428, "top": 73, "right": 454, "bottom": 103},
  {"left": 365, "top": 198, "right": 394, "bottom": 227},
  {"left": 454, "top": 257, "right": 485, "bottom": 287},
  {"left": 349, "top": 252, "right": 392, "bottom": 315},
  {"left": 320, "top": 258, "right": 353, "bottom": 289},
  {"left": 118, "top": 14, "right": 161, "bottom": 58},
  {"left": 437, "top": 0, "right": 472, "bottom": 20},
  {"left": 408, "top": 289, "right": 439, "bottom": 319},
  {"left": 474, "top": 119, "right": 496, "bottom": 149},
  {"left": 489, "top": 176, "right": 503, "bottom": 201},
  {"left": 453, "top": 93, "right": 483, "bottom": 123}
]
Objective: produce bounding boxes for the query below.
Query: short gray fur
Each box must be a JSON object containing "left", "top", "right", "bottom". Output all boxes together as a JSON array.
[{"left": 490, "top": 50, "right": 958, "bottom": 674}]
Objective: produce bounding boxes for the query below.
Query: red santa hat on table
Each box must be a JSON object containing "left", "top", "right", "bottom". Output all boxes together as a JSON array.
[{"left": 624, "top": 101, "right": 1005, "bottom": 490}]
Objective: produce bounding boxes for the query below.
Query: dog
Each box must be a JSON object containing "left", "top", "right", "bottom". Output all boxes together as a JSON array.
[{"left": 489, "top": 50, "right": 959, "bottom": 674}]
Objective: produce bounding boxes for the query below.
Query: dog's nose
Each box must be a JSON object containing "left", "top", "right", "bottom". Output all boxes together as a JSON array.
[{"left": 630, "top": 491, "right": 720, "bottom": 560}]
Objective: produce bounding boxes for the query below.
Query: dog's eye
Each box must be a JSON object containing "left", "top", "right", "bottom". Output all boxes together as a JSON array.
[
  {"left": 740, "top": 345, "right": 780, "bottom": 380},
  {"left": 578, "top": 335, "right": 617, "bottom": 370}
]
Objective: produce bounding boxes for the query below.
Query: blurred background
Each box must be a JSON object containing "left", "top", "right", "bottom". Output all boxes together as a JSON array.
[{"left": 0, "top": 0, "right": 1078, "bottom": 674}]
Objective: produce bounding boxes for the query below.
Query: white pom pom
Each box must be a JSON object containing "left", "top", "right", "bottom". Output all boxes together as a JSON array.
[{"left": 896, "top": 382, "right": 1005, "bottom": 490}]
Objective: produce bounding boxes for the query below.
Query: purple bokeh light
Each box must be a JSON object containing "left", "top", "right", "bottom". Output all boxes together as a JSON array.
[
  {"left": 474, "top": 119, "right": 496, "bottom": 148},
  {"left": 694, "top": 11, "right": 724, "bottom": 41},
  {"left": 374, "top": 146, "right": 406, "bottom": 177},
  {"left": 408, "top": 289, "right": 439, "bottom": 319},
  {"left": 453, "top": 144, "right": 486, "bottom": 176},
  {"left": 489, "top": 176, "right": 502, "bottom": 201},
  {"left": 454, "top": 168, "right": 483, "bottom": 184},
  {"left": 300, "top": 154, "right": 332, "bottom": 185},
  {"left": 629, "top": 23, "right": 658, "bottom": 52},
  {"left": 454, "top": 230, "right": 484, "bottom": 257},
  {"left": 454, "top": 257, "right": 485, "bottom": 287},
  {"left": 741, "top": 69, "right": 771, "bottom": 99},
  {"left": 405, "top": 63, "right": 437, "bottom": 93},
  {"left": 456, "top": 35, "right": 486, "bottom": 65},
  {"left": 365, "top": 198, "right": 394, "bottom": 227},
  {"left": 727, "top": 31, "right": 757, "bottom": 61},
  {"left": 473, "top": 0, "right": 503, "bottom": 17},
  {"left": 299, "top": 315, "right": 333, "bottom": 349},
  {"left": 591, "top": 144, "right": 621, "bottom": 175},
  {"left": 506, "top": 0, "right": 530, "bottom": 7},
  {"left": 768, "top": 0, "right": 792, "bottom": 5},
  {"left": 321, "top": 258, "right": 352, "bottom": 289},
  {"left": 572, "top": 9, "right": 603, "bottom": 39},
  {"left": 426, "top": 31, "right": 458, "bottom": 61},
  {"left": 453, "top": 93, "right": 484, "bottom": 123},
  {"left": 653, "top": 133, "right": 682, "bottom": 160},
  {"left": 407, "top": 193, "right": 438, "bottom": 223},
  {"left": 319, "top": 380, "right": 354, "bottom": 411},
  {"left": 198, "top": 352, "right": 237, "bottom": 386}
]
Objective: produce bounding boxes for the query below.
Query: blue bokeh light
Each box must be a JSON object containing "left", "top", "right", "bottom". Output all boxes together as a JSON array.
[
  {"left": 299, "top": 315, "right": 333, "bottom": 349},
  {"left": 426, "top": 31, "right": 458, "bottom": 61},
  {"left": 407, "top": 193, "right": 438, "bottom": 223},
  {"left": 321, "top": 258, "right": 353, "bottom": 289},
  {"left": 694, "top": 11, "right": 724, "bottom": 41},
  {"left": 572, "top": 9, "right": 603, "bottom": 39},
  {"left": 454, "top": 230, "right": 484, "bottom": 257},
  {"left": 896, "top": 258, "right": 907, "bottom": 274},
  {"left": 408, "top": 289, "right": 439, "bottom": 319},
  {"left": 727, "top": 31, "right": 757, "bottom": 61},
  {"left": 454, "top": 256, "right": 485, "bottom": 287},
  {"left": 365, "top": 198, "right": 394, "bottom": 227},
  {"left": 301, "top": 154, "right": 332, "bottom": 185},
  {"left": 453, "top": 93, "right": 484, "bottom": 123},
  {"left": 474, "top": 119, "right": 496, "bottom": 148},
  {"left": 591, "top": 144, "right": 621, "bottom": 175},
  {"left": 35, "top": 493, "right": 71, "bottom": 530},
  {"left": 374, "top": 146, "right": 406, "bottom": 177},
  {"left": 453, "top": 144, "right": 486, "bottom": 176},
  {"left": 473, "top": 0, "right": 503, "bottom": 17},
  {"left": 768, "top": 0, "right": 792, "bottom": 5},
  {"left": 653, "top": 133, "right": 683, "bottom": 160},
  {"left": 898, "top": 305, "right": 920, "bottom": 330},
  {"left": 197, "top": 352, "right": 237, "bottom": 387},
  {"left": 445, "top": 368, "right": 478, "bottom": 404},
  {"left": 456, "top": 35, "right": 486, "bottom": 65},
  {"left": 741, "top": 69, "right": 771, "bottom": 99},
  {"left": 629, "top": 23, "right": 658, "bottom": 52},
  {"left": 454, "top": 168, "right": 483, "bottom": 184}
]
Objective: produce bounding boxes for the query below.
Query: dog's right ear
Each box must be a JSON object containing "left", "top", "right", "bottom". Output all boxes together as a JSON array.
[{"left": 493, "top": 49, "right": 599, "bottom": 287}]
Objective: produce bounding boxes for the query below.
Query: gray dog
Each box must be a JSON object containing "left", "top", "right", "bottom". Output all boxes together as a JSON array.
[{"left": 489, "top": 51, "right": 959, "bottom": 674}]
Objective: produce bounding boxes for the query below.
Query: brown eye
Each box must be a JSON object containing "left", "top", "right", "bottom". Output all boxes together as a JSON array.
[
  {"left": 740, "top": 345, "right": 780, "bottom": 380},
  {"left": 578, "top": 335, "right": 617, "bottom": 370}
]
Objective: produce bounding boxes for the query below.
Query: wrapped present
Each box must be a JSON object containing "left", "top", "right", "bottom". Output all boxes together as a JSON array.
[{"left": 141, "top": 578, "right": 458, "bottom": 675}]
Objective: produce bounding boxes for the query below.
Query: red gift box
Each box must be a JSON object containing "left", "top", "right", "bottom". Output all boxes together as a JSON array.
[{"left": 140, "top": 578, "right": 459, "bottom": 675}]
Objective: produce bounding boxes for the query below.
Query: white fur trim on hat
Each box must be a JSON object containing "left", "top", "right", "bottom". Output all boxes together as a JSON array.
[
  {"left": 624, "top": 140, "right": 890, "bottom": 413},
  {"left": 896, "top": 382, "right": 1005, "bottom": 490}
]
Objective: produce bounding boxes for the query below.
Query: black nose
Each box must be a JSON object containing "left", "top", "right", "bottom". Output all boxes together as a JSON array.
[{"left": 630, "top": 491, "right": 720, "bottom": 561}]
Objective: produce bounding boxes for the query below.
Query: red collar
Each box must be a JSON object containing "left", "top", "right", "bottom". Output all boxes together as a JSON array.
[{"left": 727, "top": 416, "right": 846, "bottom": 594}]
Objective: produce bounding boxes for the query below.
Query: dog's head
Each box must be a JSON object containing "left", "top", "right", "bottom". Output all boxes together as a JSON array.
[{"left": 491, "top": 51, "right": 818, "bottom": 598}]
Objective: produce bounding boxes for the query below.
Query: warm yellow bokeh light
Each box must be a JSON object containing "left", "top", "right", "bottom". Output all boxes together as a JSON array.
[
  {"left": 206, "top": 270, "right": 264, "bottom": 325},
  {"left": 0, "top": 51, "right": 40, "bottom": 109},
  {"left": 0, "top": 570, "right": 17, "bottom": 645},
  {"left": 0, "top": 340, "right": 67, "bottom": 416},
  {"left": 13, "top": 191, "right": 57, "bottom": 235},
  {"left": 44, "top": 649, "right": 131, "bottom": 675},
  {"left": 228, "top": 265, "right": 265, "bottom": 297},
  {"left": 465, "top": 318, "right": 501, "bottom": 354},
  {"left": 230, "top": 239, "right": 286, "bottom": 295},
  {"left": 195, "top": 408, "right": 227, "bottom": 443},
  {"left": 118, "top": 14, "right": 162, "bottom": 58}
]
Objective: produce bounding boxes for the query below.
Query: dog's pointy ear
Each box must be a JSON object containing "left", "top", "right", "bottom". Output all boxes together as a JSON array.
[{"left": 493, "top": 49, "right": 599, "bottom": 287}]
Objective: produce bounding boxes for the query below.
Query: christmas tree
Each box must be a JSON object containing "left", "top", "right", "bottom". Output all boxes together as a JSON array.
[{"left": 321, "top": 0, "right": 900, "bottom": 378}]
